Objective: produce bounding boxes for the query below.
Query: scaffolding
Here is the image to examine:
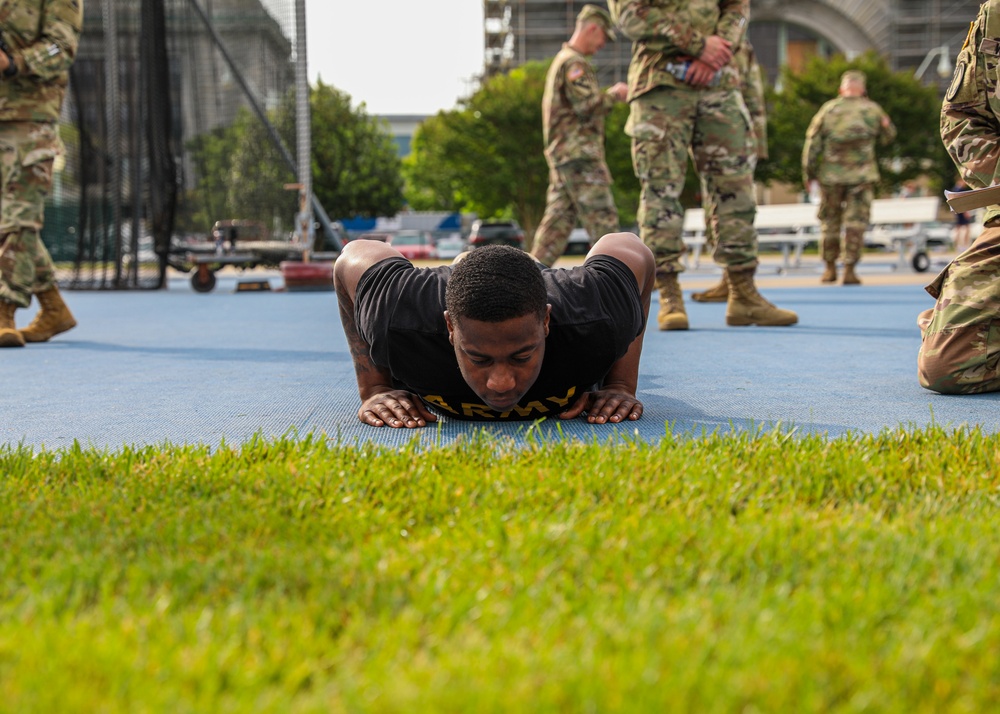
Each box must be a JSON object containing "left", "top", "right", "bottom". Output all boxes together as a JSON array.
[
  {"left": 890, "top": 0, "right": 981, "bottom": 94},
  {"left": 483, "top": 0, "right": 628, "bottom": 86},
  {"left": 482, "top": 0, "right": 982, "bottom": 97}
]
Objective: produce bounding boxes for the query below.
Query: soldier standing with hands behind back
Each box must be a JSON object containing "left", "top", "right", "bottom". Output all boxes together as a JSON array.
[
  {"left": 609, "top": 0, "right": 797, "bottom": 330},
  {"left": 802, "top": 70, "right": 896, "bottom": 286},
  {"left": 0, "top": 0, "right": 82, "bottom": 348},
  {"left": 531, "top": 5, "right": 628, "bottom": 267},
  {"left": 690, "top": 37, "right": 768, "bottom": 304}
]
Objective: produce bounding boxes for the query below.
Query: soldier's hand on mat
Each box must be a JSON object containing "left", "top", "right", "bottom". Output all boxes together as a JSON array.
[
  {"left": 559, "top": 388, "right": 643, "bottom": 424},
  {"left": 358, "top": 390, "right": 437, "bottom": 428},
  {"left": 700, "top": 35, "right": 732, "bottom": 69},
  {"left": 685, "top": 59, "right": 717, "bottom": 87}
]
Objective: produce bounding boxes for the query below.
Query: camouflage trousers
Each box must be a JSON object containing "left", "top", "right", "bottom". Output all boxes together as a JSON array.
[
  {"left": 0, "top": 122, "right": 59, "bottom": 308},
  {"left": 626, "top": 86, "right": 758, "bottom": 278},
  {"left": 917, "top": 224, "right": 1000, "bottom": 394},
  {"left": 699, "top": 159, "right": 758, "bottom": 251},
  {"left": 531, "top": 159, "right": 619, "bottom": 267},
  {"left": 819, "top": 182, "right": 873, "bottom": 265}
]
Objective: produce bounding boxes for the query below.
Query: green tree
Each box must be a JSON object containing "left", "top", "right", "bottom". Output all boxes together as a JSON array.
[
  {"left": 406, "top": 62, "right": 550, "bottom": 240},
  {"left": 400, "top": 110, "right": 474, "bottom": 214},
  {"left": 405, "top": 60, "right": 644, "bottom": 241},
  {"left": 757, "top": 52, "right": 954, "bottom": 196},
  {"left": 605, "top": 102, "right": 640, "bottom": 228},
  {"left": 178, "top": 114, "right": 247, "bottom": 234},
  {"left": 308, "top": 82, "right": 405, "bottom": 220},
  {"left": 403, "top": 62, "right": 557, "bottom": 239},
  {"left": 228, "top": 100, "right": 298, "bottom": 232},
  {"left": 183, "top": 81, "right": 404, "bottom": 236}
]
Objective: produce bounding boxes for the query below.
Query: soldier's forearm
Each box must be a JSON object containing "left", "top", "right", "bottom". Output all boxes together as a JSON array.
[
  {"left": 16, "top": 0, "right": 81, "bottom": 80},
  {"left": 335, "top": 274, "right": 397, "bottom": 401},
  {"left": 613, "top": 1, "right": 706, "bottom": 57},
  {"left": 716, "top": 0, "right": 749, "bottom": 46},
  {"left": 942, "top": 105, "right": 1000, "bottom": 188}
]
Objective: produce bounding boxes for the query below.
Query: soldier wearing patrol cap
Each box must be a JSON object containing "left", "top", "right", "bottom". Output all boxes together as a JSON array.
[
  {"left": 0, "top": 0, "right": 83, "bottom": 348},
  {"left": 802, "top": 69, "right": 896, "bottom": 286},
  {"left": 917, "top": 0, "right": 1000, "bottom": 395},
  {"left": 609, "top": 0, "right": 797, "bottom": 330},
  {"left": 530, "top": 4, "right": 628, "bottom": 267}
]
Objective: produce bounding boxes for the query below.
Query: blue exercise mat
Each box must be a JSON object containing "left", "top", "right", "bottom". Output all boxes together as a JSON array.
[{"left": 3, "top": 272, "right": 996, "bottom": 452}]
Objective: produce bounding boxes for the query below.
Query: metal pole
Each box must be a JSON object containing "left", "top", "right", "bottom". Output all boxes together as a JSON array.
[
  {"left": 295, "top": 0, "right": 313, "bottom": 257},
  {"left": 186, "top": 0, "right": 296, "bottom": 170},
  {"left": 186, "top": 0, "right": 339, "bottom": 251},
  {"left": 914, "top": 44, "right": 950, "bottom": 80},
  {"left": 103, "top": 0, "right": 123, "bottom": 285}
]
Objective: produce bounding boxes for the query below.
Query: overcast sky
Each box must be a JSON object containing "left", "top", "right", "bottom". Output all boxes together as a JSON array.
[{"left": 303, "top": 0, "right": 486, "bottom": 116}]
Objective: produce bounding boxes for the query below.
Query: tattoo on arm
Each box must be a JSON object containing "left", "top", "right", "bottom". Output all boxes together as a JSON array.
[{"left": 335, "top": 278, "right": 379, "bottom": 384}]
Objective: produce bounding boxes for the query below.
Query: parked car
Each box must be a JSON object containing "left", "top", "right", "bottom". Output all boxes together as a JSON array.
[
  {"left": 435, "top": 233, "right": 467, "bottom": 260},
  {"left": 565, "top": 228, "right": 592, "bottom": 255},
  {"left": 354, "top": 232, "right": 392, "bottom": 243},
  {"left": 390, "top": 230, "right": 437, "bottom": 260},
  {"left": 468, "top": 219, "right": 525, "bottom": 249}
]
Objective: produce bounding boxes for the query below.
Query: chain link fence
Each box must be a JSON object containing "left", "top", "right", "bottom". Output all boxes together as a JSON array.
[{"left": 53, "top": 0, "right": 306, "bottom": 290}]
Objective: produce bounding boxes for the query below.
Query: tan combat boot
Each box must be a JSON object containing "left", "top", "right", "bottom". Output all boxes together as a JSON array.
[
  {"left": 691, "top": 272, "right": 729, "bottom": 303},
  {"left": 725, "top": 267, "right": 798, "bottom": 327},
  {"left": 820, "top": 261, "right": 837, "bottom": 283},
  {"left": 0, "top": 299, "right": 25, "bottom": 347},
  {"left": 842, "top": 263, "right": 861, "bottom": 285},
  {"left": 19, "top": 286, "right": 77, "bottom": 342},
  {"left": 657, "top": 273, "right": 689, "bottom": 331}
]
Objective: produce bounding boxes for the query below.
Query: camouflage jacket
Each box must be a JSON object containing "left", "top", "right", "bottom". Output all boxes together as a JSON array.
[
  {"left": 802, "top": 95, "right": 896, "bottom": 186},
  {"left": 608, "top": 0, "right": 747, "bottom": 100},
  {"left": 0, "top": 0, "right": 82, "bottom": 122},
  {"left": 543, "top": 43, "right": 616, "bottom": 168},
  {"left": 736, "top": 40, "right": 767, "bottom": 160},
  {"left": 941, "top": 0, "right": 1000, "bottom": 225}
]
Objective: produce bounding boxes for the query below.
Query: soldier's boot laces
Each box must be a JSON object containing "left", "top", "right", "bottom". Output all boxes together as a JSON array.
[
  {"left": 691, "top": 272, "right": 729, "bottom": 303},
  {"left": 725, "top": 267, "right": 798, "bottom": 327},
  {"left": 821, "top": 261, "right": 838, "bottom": 283},
  {"left": 842, "top": 263, "right": 861, "bottom": 285},
  {"left": 0, "top": 300, "right": 25, "bottom": 348},
  {"left": 657, "top": 274, "right": 689, "bottom": 331},
  {"left": 20, "top": 287, "right": 76, "bottom": 343}
]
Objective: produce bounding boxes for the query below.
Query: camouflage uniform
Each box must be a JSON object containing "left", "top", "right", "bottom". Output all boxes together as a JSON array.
[
  {"left": 802, "top": 77, "right": 896, "bottom": 267},
  {"left": 702, "top": 39, "right": 766, "bottom": 252},
  {"left": 0, "top": 0, "right": 82, "bottom": 309},
  {"left": 918, "top": 0, "right": 1000, "bottom": 394},
  {"left": 611, "top": 0, "right": 756, "bottom": 277},
  {"left": 532, "top": 31, "right": 620, "bottom": 267}
]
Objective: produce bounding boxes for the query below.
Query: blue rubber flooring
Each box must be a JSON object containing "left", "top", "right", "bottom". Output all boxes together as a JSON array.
[{"left": 3, "top": 269, "right": 998, "bottom": 452}]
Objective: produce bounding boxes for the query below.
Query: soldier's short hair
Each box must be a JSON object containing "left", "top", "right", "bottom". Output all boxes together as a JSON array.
[
  {"left": 841, "top": 70, "right": 867, "bottom": 88},
  {"left": 446, "top": 245, "right": 548, "bottom": 323}
]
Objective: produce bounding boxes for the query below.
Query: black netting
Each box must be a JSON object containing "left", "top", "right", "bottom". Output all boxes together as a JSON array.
[{"left": 56, "top": 0, "right": 304, "bottom": 291}]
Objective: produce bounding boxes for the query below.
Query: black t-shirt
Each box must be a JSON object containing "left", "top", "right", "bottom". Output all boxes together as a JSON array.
[{"left": 354, "top": 254, "right": 643, "bottom": 420}]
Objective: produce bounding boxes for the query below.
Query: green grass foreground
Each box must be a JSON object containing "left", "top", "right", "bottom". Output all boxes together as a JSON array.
[{"left": 2, "top": 426, "right": 999, "bottom": 712}]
